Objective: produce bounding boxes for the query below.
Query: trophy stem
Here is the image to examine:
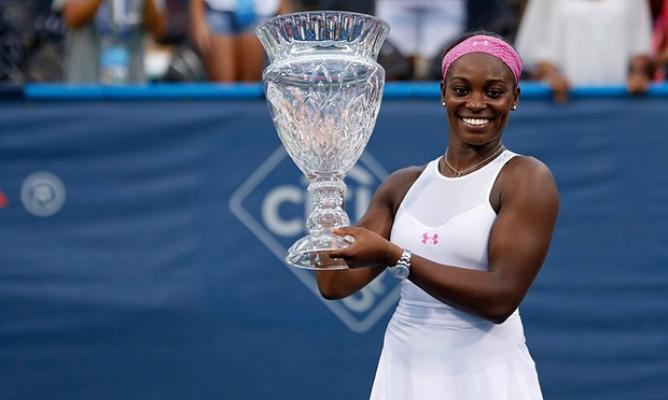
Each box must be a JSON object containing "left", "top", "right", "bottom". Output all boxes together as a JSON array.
[
  {"left": 306, "top": 177, "right": 350, "bottom": 233},
  {"left": 285, "top": 176, "right": 352, "bottom": 270}
]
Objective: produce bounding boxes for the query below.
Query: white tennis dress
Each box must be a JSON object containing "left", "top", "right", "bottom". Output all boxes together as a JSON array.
[{"left": 370, "top": 150, "right": 543, "bottom": 400}]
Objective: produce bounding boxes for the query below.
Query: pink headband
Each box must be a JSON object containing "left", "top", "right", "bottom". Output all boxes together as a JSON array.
[{"left": 441, "top": 35, "right": 523, "bottom": 84}]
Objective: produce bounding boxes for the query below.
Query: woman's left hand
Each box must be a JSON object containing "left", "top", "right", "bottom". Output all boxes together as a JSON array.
[{"left": 328, "top": 227, "right": 402, "bottom": 269}]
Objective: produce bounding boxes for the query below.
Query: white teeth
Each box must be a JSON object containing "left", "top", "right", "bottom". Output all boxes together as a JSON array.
[{"left": 461, "top": 117, "right": 490, "bottom": 126}]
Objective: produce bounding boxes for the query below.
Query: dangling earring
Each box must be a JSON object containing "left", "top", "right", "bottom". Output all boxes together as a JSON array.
[
  {"left": 442, "top": 101, "right": 446, "bottom": 107},
  {"left": 511, "top": 104, "right": 517, "bottom": 111}
]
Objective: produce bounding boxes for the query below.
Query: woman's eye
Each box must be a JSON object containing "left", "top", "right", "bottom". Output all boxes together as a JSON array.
[
  {"left": 453, "top": 87, "right": 468, "bottom": 96},
  {"left": 487, "top": 89, "right": 503, "bottom": 98}
]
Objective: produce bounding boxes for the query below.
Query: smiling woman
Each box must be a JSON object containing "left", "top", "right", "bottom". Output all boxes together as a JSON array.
[
  {"left": 440, "top": 35, "right": 519, "bottom": 174},
  {"left": 316, "top": 31, "right": 559, "bottom": 400}
]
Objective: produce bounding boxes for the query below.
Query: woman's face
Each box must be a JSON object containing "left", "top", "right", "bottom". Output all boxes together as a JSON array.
[{"left": 441, "top": 53, "right": 519, "bottom": 147}]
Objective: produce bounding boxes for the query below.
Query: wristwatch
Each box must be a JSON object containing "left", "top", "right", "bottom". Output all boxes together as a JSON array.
[{"left": 389, "top": 250, "right": 412, "bottom": 280}]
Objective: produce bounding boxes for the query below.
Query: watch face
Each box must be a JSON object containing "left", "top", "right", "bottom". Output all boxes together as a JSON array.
[{"left": 391, "top": 265, "right": 409, "bottom": 279}]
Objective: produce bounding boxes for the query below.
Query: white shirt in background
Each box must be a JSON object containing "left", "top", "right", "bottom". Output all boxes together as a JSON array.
[
  {"left": 204, "top": 0, "right": 279, "bottom": 16},
  {"left": 515, "top": 0, "right": 652, "bottom": 85}
]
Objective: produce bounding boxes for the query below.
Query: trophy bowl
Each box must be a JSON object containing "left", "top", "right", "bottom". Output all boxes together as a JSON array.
[{"left": 256, "top": 11, "right": 389, "bottom": 270}]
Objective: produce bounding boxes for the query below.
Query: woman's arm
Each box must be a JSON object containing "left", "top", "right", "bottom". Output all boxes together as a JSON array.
[
  {"left": 316, "top": 167, "right": 421, "bottom": 300},
  {"left": 61, "top": 0, "right": 104, "bottom": 29},
  {"left": 143, "top": 0, "right": 166, "bottom": 38},
  {"left": 189, "top": 0, "right": 212, "bottom": 55},
  {"left": 332, "top": 157, "right": 559, "bottom": 323}
]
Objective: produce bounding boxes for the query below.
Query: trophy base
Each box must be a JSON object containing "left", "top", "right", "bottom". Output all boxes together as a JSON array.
[{"left": 286, "top": 231, "right": 353, "bottom": 270}]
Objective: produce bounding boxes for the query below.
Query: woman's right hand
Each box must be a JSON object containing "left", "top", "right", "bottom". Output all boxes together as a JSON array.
[{"left": 328, "top": 227, "right": 402, "bottom": 269}]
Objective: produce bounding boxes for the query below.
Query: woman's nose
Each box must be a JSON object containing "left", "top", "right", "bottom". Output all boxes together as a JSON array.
[{"left": 466, "top": 92, "right": 485, "bottom": 111}]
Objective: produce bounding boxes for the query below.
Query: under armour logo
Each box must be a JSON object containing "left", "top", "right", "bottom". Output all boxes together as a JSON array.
[{"left": 421, "top": 232, "right": 439, "bottom": 245}]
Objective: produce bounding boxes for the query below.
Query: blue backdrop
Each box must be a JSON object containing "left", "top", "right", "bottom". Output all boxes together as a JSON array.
[{"left": 0, "top": 84, "right": 666, "bottom": 399}]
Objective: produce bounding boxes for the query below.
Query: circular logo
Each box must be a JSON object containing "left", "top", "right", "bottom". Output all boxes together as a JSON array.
[{"left": 21, "top": 171, "right": 66, "bottom": 217}]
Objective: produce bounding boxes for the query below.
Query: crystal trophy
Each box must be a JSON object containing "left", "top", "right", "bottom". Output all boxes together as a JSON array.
[{"left": 256, "top": 11, "right": 389, "bottom": 269}]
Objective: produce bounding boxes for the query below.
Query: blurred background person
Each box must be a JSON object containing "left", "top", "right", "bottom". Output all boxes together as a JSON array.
[
  {"left": 53, "top": 0, "right": 166, "bottom": 84},
  {"left": 375, "top": 0, "right": 465, "bottom": 81},
  {"left": 0, "top": 0, "right": 65, "bottom": 84},
  {"left": 652, "top": 0, "right": 668, "bottom": 80},
  {"left": 190, "top": 0, "right": 291, "bottom": 82},
  {"left": 149, "top": 0, "right": 210, "bottom": 83},
  {"left": 515, "top": 0, "right": 653, "bottom": 101},
  {"left": 505, "top": 0, "right": 528, "bottom": 26},
  {"left": 374, "top": 0, "right": 517, "bottom": 81},
  {"left": 289, "top": 0, "right": 417, "bottom": 80}
]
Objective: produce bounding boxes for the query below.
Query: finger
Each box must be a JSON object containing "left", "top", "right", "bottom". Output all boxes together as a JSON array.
[
  {"left": 332, "top": 226, "right": 356, "bottom": 236},
  {"left": 327, "top": 249, "right": 347, "bottom": 259},
  {"left": 313, "top": 251, "right": 343, "bottom": 267}
]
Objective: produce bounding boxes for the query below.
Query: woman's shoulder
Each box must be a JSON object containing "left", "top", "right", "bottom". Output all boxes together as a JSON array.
[
  {"left": 497, "top": 154, "right": 559, "bottom": 206},
  {"left": 378, "top": 165, "right": 428, "bottom": 213},
  {"left": 503, "top": 154, "right": 555, "bottom": 182},
  {"left": 387, "top": 165, "right": 426, "bottom": 185}
]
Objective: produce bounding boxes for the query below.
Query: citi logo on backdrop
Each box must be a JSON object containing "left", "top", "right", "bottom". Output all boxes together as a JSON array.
[{"left": 230, "top": 146, "right": 400, "bottom": 333}]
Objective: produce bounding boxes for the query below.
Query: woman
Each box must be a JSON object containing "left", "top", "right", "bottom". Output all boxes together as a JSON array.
[
  {"left": 189, "top": 0, "right": 291, "bottom": 82},
  {"left": 317, "top": 32, "right": 559, "bottom": 399},
  {"left": 54, "top": 0, "right": 166, "bottom": 83},
  {"left": 515, "top": 0, "right": 653, "bottom": 101}
]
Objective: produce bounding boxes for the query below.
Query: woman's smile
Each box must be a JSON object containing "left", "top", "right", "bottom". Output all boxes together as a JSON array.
[{"left": 459, "top": 116, "right": 494, "bottom": 129}]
